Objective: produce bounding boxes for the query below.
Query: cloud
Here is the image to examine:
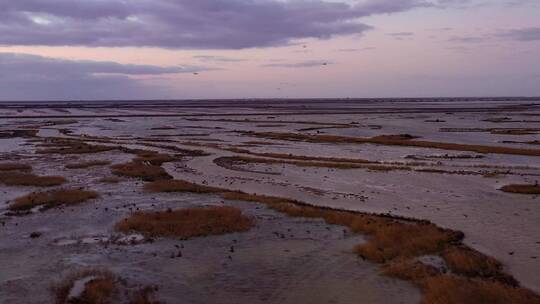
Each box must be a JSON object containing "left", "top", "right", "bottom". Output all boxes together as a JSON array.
[
  {"left": 387, "top": 32, "right": 415, "bottom": 37},
  {"left": 448, "top": 36, "right": 486, "bottom": 43},
  {"left": 445, "top": 46, "right": 470, "bottom": 52},
  {"left": 193, "top": 55, "right": 246, "bottom": 63},
  {"left": 497, "top": 27, "right": 540, "bottom": 41},
  {"left": 386, "top": 32, "right": 415, "bottom": 40},
  {"left": 0, "top": 0, "right": 435, "bottom": 49},
  {"left": 336, "top": 47, "right": 376, "bottom": 52},
  {"left": 0, "top": 53, "right": 208, "bottom": 101},
  {"left": 262, "top": 60, "right": 333, "bottom": 68}
]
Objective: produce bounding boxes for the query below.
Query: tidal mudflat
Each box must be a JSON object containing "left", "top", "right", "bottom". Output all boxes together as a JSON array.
[{"left": 1, "top": 98, "right": 540, "bottom": 303}]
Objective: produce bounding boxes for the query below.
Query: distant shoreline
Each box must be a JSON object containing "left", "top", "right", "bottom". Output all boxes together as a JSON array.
[{"left": 0, "top": 96, "right": 539, "bottom": 106}]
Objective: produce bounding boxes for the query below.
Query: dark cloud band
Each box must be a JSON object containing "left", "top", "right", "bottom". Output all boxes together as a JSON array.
[
  {"left": 0, "top": 0, "right": 432, "bottom": 49},
  {"left": 0, "top": 53, "right": 206, "bottom": 100}
]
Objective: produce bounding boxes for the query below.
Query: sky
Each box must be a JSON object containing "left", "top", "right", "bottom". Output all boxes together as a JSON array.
[{"left": 0, "top": 0, "right": 539, "bottom": 101}]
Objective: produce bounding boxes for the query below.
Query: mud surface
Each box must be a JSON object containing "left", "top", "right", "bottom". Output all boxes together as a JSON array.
[{"left": 1, "top": 98, "right": 539, "bottom": 303}]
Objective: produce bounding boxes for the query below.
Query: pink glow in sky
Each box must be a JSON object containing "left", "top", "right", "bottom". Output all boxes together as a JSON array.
[{"left": 0, "top": 0, "right": 539, "bottom": 100}]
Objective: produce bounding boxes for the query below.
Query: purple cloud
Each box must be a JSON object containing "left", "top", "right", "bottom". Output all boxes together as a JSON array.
[
  {"left": 0, "top": 53, "right": 208, "bottom": 100},
  {"left": 498, "top": 27, "right": 540, "bottom": 41},
  {"left": 0, "top": 0, "right": 434, "bottom": 49}
]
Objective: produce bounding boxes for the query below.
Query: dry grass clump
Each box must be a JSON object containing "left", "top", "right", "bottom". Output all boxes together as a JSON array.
[
  {"left": 53, "top": 269, "right": 162, "bottom": 304},
  {"left": 500, "top": 184, "right": 540, "bottom": 195},
  {"left": 110, "top": 150, "right": 178, "bottom": 181},
  {"left": 441, "top": 246, "right": 513, "bottom": 283},
  {"left": 0, "top": 163, "right": 32, "bottom": 171},
  {"left": 150, "top": 126, "right": 176, "bottom": 130},
  {"left": 243, "top": 141, "right": 279, "bottom": 145},
  {"left": 37, "top": 141, "right": 115, "bottom": 155},
  {"left": 215, "top": 156, "right": 413, "bottom": 173},
  {"left": 65, "top": 160, "right": 111, "bottom": 169},
  {"left": 9, "top": 189, "right": 98, "bottom": 212},
  {"left": 111, "top": 162, "right": 172, "bottom": 181},
  {"left": 354, "top": 222, "right": 462, "bottom": 263},
  {"left": 225, "top": 147, "right": 373, "bottom": 164},
  {"left": 502, "top": 140, "right": 540, "bottom": 145},
  {"left": 74, "top": 277, "right": 116, "bottom": 304},
  {"left": 244, "top": 131, "right": 540, "bottom": 156},
  {"left": 216, "top": 156, "right": 456, "bottom": 174},
  {"left": 383, "top": 259, "right": 441, "bottom": 282},
  {"left": 371, "top": 134, "right": 419, "bottom": 141},
  {"left": 491, "top": 129, "right": 538, "bottom": 135},
  {"left": 214, "top": 156, "right": 365, "bottom": 173},
  {"left": 421, "top": 275, "right": 540, "bottom": 304},
  {"left": 383, "top": 260, "right": 540, "bottom": 304},
  {"left": 133, "top": 152, "right": 176, "bottom": 165},
  {"left": 0, "top": 172, "right": 66, "bottom": 187},
  {"left": 0, "top": 129, "right": 38, "bottom": 138},
  {"left": 115, "top": 206, "right": 254, "bottom": 239},
  {"left": 53, "top": 269, "right": 117, "bottom": 304},
  {"left": 129, "top": 286, "right": 161, "bottom": 304}
]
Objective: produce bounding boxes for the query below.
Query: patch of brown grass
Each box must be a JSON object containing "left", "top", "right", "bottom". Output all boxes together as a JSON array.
[
  {"left": 129, "top": 286, "right": 161, "bottom": 304},
  {"left": 115, "top": 206, "right": 254, "bottom": 239},
  {"left": 9, "top": 189, "right": 98, "bottom": 212},
  {"left": 0, "top": 172, "right": 66, "bottom": 187},
  {"left": 76, "top": 277, "right": 116, "bottom": 304},
  {"left": 243, "top": 141, "right": 279, "bottom": 145},
  {"left": 37, "top": 141, "right": 115, "bottom": 154},
  {"left": 298, "top": 125, "right": 353, "bottom": 131},
  {"left": 0, "top": 163, "right": 32, "bottom": 171},
  {"left": 244, "top": 131, "right": 540, "bottom": 156},
  {"left": 225, "top": 147, "right": 373, "bottom": 164},
  {"left": 53, "top": 269, "right": 117, "bottom": 304},
  {"left": 421, "top": 275, "right": 540, "bottom": 304},
  {"left": 442, "top": 246, "right": 514, "bottom": 283},
  {"left": 491, "top": 129, "right": 538, "bottom": 135},
  {"left": 383, "top": 260, "right": 540, "bottom": 304},
  {"left": 371, "top": 134, "right": 419, "bottom": 141},
  {"left": 354, "top": 222, "right": 462, "bottom": 263},
  {"left": 111, "top": 162, "right": 172, "bottom": 181},
  {"left": 53, "top": 269, "right": 162, "bottom": 304},
  {"left": 133, "top": 152, "right": 176, "bottom": 165},
  {"left": 215, "top": 155, "right": 483, "bottom": 175},
  {"left": 383, "top": 259, "right": 441, "bottom": 282},
  {"left": 0, "top": 129, "right": 38, "bottom": 138},
  {"left": 214, "top": 156, "right": 412, "bottom": 173},
  {"left": 150, "top": 126, "right": 176, "bottom": 130},
  {"left": 66, "top": 160, "right": 111, "bottom": 169},
  {"left": 501, "top": 140, "right": 540, "bottom": 145},
  {"left": 500, "top": 184, "right": 540, "bottom": 194},
  {"left": 186, "top": 117, "right": 353, "bottom": 127}
]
